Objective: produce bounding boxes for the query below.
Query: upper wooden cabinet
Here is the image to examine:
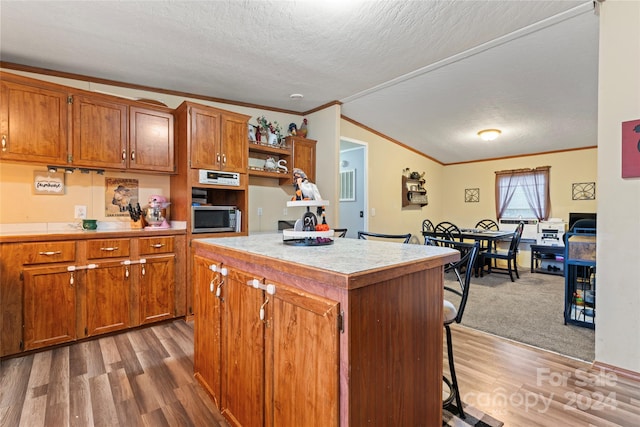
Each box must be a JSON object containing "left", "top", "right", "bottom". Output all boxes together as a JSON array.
[
  {"left": 288, "top": 136, "right": 317, "bottom": 183},
  {"left": 130, "top": 106, "right": 175, "bottom": 172},
  {"left": 0, "top": 79, "right": 70, "bottom": 164},
  {"left": 71, "top": 94, "right": 128, "bottom": 169},
  {"left": 0, "top": 72, "right": 175, "bottom": 173},
  {"left": 72, "top": 94, "right": 175, "bottom": 172},
  {"left": 176, "top": 101, "right": 249, "bottom": 172}
]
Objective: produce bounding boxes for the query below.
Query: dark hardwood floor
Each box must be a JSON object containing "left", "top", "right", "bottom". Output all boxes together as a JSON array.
[{"left": 1, "top": 320, "right": 639, "bottom": 426}]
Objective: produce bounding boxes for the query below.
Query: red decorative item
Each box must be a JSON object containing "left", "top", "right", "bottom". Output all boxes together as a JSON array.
[{"left": 622, "top": 119, "right": 640, "bottom": 178}]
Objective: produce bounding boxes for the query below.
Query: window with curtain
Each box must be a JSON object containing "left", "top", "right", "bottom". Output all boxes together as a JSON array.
[{"left": 495, "top": 166, "right": 550, "bottom": 220}]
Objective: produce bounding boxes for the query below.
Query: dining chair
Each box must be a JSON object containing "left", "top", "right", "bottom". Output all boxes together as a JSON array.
[
  {"left": 357, "top": 231, "right": 411, "bottom": 244},
  {"left": 434, "top": 221, "right": 463, "bottom": 242},
  {"left": 475, "top": 218, "right": 500, "bottom": 267},
  {"left": 422, "top": 219, "right": 435, "bottom": 233},
  {"left": 334, "top": 228, "right": 348, "bottom": 238},
  {"left": 481, "top": 221, "right": 524, "bottom": 282},
  {"left": 437, "top": 239, "right": 480, "bottom": 419}
]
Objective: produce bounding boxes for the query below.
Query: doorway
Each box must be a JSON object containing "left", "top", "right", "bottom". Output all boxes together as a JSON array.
[{"left": 339, "top": 138, "right": 367, "bottom": 238}]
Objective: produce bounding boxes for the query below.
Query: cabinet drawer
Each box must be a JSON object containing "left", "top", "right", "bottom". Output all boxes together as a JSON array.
[
  {"left": 86, "top": 239, "right": 130, "bottom": 259},
  {"left": 21, "top": 241, "right": 76, "bottom": 264},
  {"left": 138, "top": 236, "right": 174, "bottom": 255}
]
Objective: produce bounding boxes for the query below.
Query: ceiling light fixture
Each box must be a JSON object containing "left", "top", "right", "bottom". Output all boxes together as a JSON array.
[
  {"left": 289, "top": 93, "right": 304, "bottom": 100},
  {"left": 477, "top": 129, "right": 502, "bottom": 141}
]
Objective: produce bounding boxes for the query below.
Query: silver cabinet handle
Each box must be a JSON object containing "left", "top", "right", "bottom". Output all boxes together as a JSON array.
[
  {"left": 39, "top": 251, "right": 62, "bottom": 256},
  {"left": 130, "top": 151, "right": 135, "bottom": 161},
  {"left": 100, "top": 247, "right": 119, "bottom": 251},
  {"left": 1, "top": 135, "right": 6, "bottom": 152},
  {"left": 121, "top": 150, "right": 126, "bottom": 161},
  {"left": 151, "top": 243, "right": 165, "bottom": 248}
]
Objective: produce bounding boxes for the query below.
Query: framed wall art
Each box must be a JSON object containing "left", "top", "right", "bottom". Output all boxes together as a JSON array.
[
  {"left": 105, "top": 177, "right": 139, "bottom": 217},
  {"left": 465, "top": 188, "right": 479, "bottom": 203},
  {"left": 572, "top": 182, "right": 596, "bottom": 200}
]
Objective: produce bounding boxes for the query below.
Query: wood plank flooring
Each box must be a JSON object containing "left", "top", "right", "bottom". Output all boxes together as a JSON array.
[{"left": 1, "top": 319, "right": 639, "bottom": 426}]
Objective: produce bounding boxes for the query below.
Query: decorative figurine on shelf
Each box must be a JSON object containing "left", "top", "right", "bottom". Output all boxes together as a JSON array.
[
  {"left": 277, "top": 159, "right": 288, "bottom": 173},
  {"left": 288, "top": 122, "right": 297, "bottom": 136},
  {"left": 292, "top": 168, "right": 322, "bottom": 201},
  {"left": 267, "top": 124, "right": 279, "bottom": 145},
  {"left": 298, "top": 118, "right": 308, "bottom": 138},
  {"left": 248, "top": 124, "right": 257, "bottom": 142},
  {"left": 264, "top": 157, "right": 277, "bottom": 171}
]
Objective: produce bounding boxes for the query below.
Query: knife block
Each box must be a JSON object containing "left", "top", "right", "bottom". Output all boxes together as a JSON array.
[{"left": 130, "top": 218, "right": 145, "bottom": 229}]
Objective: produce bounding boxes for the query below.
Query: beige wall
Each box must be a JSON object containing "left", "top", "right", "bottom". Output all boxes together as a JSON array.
[
  {"left": 441, "top": 149, "right": 597, "bottom": 227},
  {"left": 340, "top": 119, "right": 444, "bottom": 243},
  {"left": 596, "top": 0, "right": 640, "bottom": 372}
]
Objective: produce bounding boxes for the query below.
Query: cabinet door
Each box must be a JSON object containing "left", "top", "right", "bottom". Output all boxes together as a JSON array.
[
  {"left": 290, "top": 137, "right": 316, "bottom": 182},
  {"left": 23, "top": 265, "right": 76, "bottom": 350},
  {"left": 139, "top": 255, "right": 175, "bottom": 325},
  {"left": 193, "top": 255, "right": 223, "bottom": 405},
  {"left": 72, "top": 94, "right": 128, "bottom": 169},
  {"left": 130, "top": 106, "right": 175, "bottom": 172},
  {"left": 0, "top": 80, "right": 69, "bottom": 164},
  {"left": 85, "top": 261, "right": 131, "bottom": 336},
  {"left": 220, "top": 113, "right": 248, "bottom": 173},
  {"left": 189, "top": 105, "right": 221, "bottom": 169},
  {"left": 221, "top": 268, "right": 265, "bottom": 427},
  {"left": 266, "top": 282, "right": 340, "bottom": 427}
]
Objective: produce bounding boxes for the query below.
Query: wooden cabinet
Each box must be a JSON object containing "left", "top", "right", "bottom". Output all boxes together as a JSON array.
[
  {"left": 85, "top": 238, "right": 131, "bottom": 336},
  {"left": 289, "top": 136, "right": 317, "bottom": 183},
  {"left": 22, "top": 265, "right": 77, "bottom": 350},
  {"left": 182, "top": 102, "right": 248, "bottom": 173},
  {"left": 129, "top": 106, "right": 175, "bottom": 173},
  {"left": 138, "top": 236, "right": 176, "bottom": 324},
  {"left": 0, "top": 72, "right": 175, "bottom": 173},
  {"left": 0, "top": 232, "right": 184, "bottom": 358},
  {"left": 193, "top": 256, "right": 223, "bottom": 404},
  {"left": 71, "top": 94, "right": 128, "bottom": 169},
  {"left": 0, "top": 78, "right": 70, "bottom": 164},
  {"left": 192, "top": 252, "right": 340, "bottom": 427}
]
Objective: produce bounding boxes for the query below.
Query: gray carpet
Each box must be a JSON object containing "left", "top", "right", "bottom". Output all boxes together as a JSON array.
[{"left": 445, "top": 268, "right": 595, "bottom": 361}]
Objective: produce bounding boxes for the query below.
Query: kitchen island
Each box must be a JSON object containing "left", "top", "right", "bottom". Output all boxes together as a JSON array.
[{"left": 192, "top": 234, "right": 458, "bottom": 427}]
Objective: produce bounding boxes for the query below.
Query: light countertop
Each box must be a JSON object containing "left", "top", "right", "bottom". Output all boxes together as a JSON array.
[{"left": 193, "top": 233, "right": 458, "bottom": 276}]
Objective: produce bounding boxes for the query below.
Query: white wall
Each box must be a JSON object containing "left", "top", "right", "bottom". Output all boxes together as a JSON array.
[{"left": 596, "top": 0, "right": 640, "bottom": 372}]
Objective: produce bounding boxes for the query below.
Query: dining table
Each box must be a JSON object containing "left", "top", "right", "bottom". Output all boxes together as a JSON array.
[
  {"left": 422, "top": 228, "right": 515, "bottom": 244},
  {"left": 423, "top": 228, "right": 516, "bottom": 276}
]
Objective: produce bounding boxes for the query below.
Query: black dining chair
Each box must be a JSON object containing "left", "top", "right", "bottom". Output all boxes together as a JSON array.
[
  {"left": 432, "top": 238, "right": 479, "bottom": 419},
  {"left": 434, "top": 221, "right": 463, "bottom": 242},
  {"left": 481, "top": 221, "right": 524, "bottom": 282},
  {"left": 334, "top": 228, "right": 348, "bottom": 238},
  {"left": 422, "top": 219, "right": 435, "bottom": 233},
  {"left": 357, "top": 231, "right": 411, "bottom": 244},
  {"left": 475, "top": 218, "right": 500, "bottom": 268}
]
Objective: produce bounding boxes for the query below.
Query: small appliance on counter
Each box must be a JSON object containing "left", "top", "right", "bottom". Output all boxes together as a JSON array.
[{"left": 145, "top": 195, "right": 171, "bottom": 229}]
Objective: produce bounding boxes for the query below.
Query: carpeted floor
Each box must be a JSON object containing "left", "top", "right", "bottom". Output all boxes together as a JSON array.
[{"left": 445, "top": 267, "right": 595, "bottom": 361}]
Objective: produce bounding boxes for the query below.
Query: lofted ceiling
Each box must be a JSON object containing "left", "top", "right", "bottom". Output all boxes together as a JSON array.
[{"left": 0, "top": 0, "right": 599, "bottom": 164}]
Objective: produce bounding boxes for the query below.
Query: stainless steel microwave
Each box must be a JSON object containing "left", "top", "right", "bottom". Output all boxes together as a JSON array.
[{"left": 191, "top": 206, "right": 239, "bottom": 233}]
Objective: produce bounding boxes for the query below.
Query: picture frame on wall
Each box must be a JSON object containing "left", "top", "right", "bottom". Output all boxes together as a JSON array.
[{"left": 465, "top": 188, "right": 479, "bottom": 203}]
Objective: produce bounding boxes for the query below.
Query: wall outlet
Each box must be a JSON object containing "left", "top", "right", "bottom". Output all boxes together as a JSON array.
[
  {"left": 283, "top": 208, "right": 288, "bottom": 216},
  {"left": 257, "top": 207, "right": 263, "bottom": 216},
  {"left": 74, "top": 205, "right": 87, "bottom": 219}
]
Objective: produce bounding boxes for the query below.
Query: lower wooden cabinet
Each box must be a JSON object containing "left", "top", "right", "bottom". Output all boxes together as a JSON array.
[
  {"left": 0, "top": 233, "right": 184, "bottom": 358},
  {"left": 193, "top": 254, "right": 340, "bottom": 427},
  {"left": 139, "top": 254, "right": 175, "bottom": 324},
  {"left": 86, "top": 261, "right": 132, "bottom": 336},
  {"left": 22, "top": 265, "right": 76, "bottom": 350}
]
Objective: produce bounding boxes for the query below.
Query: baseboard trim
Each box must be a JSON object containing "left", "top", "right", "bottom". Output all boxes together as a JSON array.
[{"left": 592, "top": 360, "right": 640, "bottom": 382}]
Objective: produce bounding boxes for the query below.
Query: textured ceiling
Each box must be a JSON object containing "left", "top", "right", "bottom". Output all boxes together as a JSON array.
[{"left": 0, "top": 0, "right": 599, "bottom": 164}]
